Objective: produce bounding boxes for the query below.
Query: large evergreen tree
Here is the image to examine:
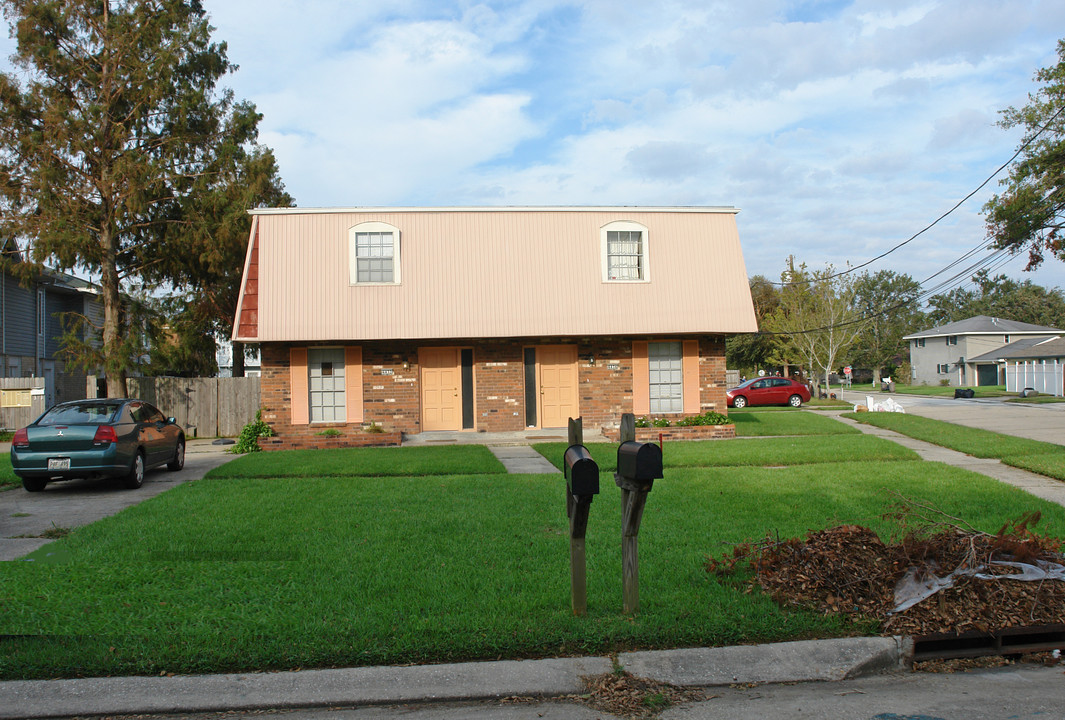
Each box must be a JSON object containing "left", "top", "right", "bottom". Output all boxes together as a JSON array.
[{"left": 0, "top": 0, "right": 288, "bottom": 393}]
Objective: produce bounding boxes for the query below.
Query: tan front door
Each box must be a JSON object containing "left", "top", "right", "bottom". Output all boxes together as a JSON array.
[
  {"left": 421, "top": 347, "right": 461, "bottom": 431},
  {"left": 538, "top": 345, "right": 578, "bottom": 428}
]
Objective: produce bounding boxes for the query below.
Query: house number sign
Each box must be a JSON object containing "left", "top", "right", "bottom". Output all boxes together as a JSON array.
[{"left": 380, "top": 369, "right": 394, "bottom": 375}]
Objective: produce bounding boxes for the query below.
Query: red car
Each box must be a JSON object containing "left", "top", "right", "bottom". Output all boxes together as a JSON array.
[{"left": 727, "top": 377, "right": 811, "bottom": 409}]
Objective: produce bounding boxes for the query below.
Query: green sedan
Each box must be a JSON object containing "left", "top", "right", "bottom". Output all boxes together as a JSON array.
[{"left": 11, "top": 398, "right": 186, "bottom": 492}]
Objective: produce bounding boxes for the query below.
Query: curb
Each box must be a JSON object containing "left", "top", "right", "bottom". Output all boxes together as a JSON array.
[{"left": 0, "top": 638, "right": 909, "bottom": 719}]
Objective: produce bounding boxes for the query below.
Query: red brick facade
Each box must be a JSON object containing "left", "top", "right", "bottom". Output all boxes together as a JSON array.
[{"left": 259, "top": 336, "right": 729, "bottom": 445}]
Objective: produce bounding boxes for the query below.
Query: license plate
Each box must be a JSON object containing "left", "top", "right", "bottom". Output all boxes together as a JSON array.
[{"left": 48, "top": 458, "right": 70, "bottom": 471}]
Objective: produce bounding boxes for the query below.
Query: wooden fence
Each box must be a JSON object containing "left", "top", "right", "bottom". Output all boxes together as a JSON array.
[
  {"left": 123, "top": 376, "right": 261, "bottom": 437},
  {"left": 0, "top": 377, "right": 46, "bottom": 430}
]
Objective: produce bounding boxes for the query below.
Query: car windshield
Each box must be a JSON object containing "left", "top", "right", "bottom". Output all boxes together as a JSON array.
[
  {"left": 38, "top": 403, "right": 120, "bottom": 426},
  {"left": 734, "top": 378, "right": 759, "bottom": 389}
]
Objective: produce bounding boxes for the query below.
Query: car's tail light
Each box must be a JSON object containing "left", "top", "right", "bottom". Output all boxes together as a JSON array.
[
  {"left": 12, "top": 428, "right": 29, "bottom": 449},
  {"left": 93, "top": 425, "right": 117, "bottom": 446}
]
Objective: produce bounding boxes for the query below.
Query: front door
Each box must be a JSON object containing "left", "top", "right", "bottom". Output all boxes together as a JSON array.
[
  {"left": 538, "top": 345, "right": 578, "bottom": 428},
  {"left": 421, "top": 347, "right": 461, "bottom": 431}
]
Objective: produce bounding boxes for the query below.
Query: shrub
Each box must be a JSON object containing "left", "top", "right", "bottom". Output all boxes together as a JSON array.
[
  {"left": 315, "top": 428, "right": 341, "bottom": 438},
  {"left": 634, "top": 411, "right": 731, "bottom": 428},
  {"left": 232, "top": 410, "right": 275, "bottom": 453}
]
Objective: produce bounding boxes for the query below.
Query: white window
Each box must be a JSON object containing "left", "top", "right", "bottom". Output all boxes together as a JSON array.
[
  {"left": 946, "top": 336, "right": 958, "bottom": 346},
  {"left": 349, "top": 222, "right": 400, "bottom": 285},
  {"left": 601, "top": 221, "right": 650, "bottom": 282},
  {"left": 648, "top": 341, "right": 682, "bottom": 413},
  {"left": 914, "top": 338, "right": 925, "bottom": 348},
  {"left": 309, "top": 348, "right": 346, "bottom": 422}
]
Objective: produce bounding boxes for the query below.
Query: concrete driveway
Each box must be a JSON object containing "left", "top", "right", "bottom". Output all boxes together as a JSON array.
[
  {"left": 0, "top": 439, "right": 236, "bottom": 561},
  {"left": 839, "top": 389, "right": 1065, "bottom": 446}
]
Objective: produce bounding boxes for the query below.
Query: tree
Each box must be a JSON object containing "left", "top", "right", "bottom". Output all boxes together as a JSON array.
[
  {"left": 851, "top": 270, "right": 924, "bottom": 384},
  {"left": 984, "top": 39, "right": 1065, "bottom": 269},
  {"left": 765, "top": 258, "right": 865, "bottom": 387},
  {"left": 0, "top": 0, "right": 286, "bottom": 394},
  {"left": 924, "top": 270, "right": 1065, "bottom": 328},
  {"left": 726, "top": 275, "right": 782, "bottom": 373}
]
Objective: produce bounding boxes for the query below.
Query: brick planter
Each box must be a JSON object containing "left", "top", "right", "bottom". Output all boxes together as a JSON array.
[
  {"left": 601, "top": 424, "right": 735, "bottom": 442},
  {"left": 259, "top": 431, "right": 402, "bottom": 450}
]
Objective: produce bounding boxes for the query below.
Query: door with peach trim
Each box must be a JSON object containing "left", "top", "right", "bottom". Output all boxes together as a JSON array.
[
  {"left": 421, "top": 347, "right": 461, "bottom": 431},
  {"left": 538, "top": 345, "right": 578, "bottom": 428}
]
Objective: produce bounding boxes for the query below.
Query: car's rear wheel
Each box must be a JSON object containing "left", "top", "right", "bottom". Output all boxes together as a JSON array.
[
  {"left": 733, "top": 396, "right": 747, "bottom": 409},
  {"left": 22, "top": 477, "right": 46, "bottom": 492},
  {"left": 789, "top": 394, "right": 803, "bottom": 408},
  {"left": 124, "top": 452, "right": 145, "bottom": 489},
  {"left": 167, "top": 440, "right": 185, "bottom": 471}
]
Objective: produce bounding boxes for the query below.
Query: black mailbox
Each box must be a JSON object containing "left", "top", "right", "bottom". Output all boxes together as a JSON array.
[
  {"left": 564, "top": 444, "right": 600, "bottom": 497},
  {"left": 617, "top": 441, "right": 663, "bottom": 483}
]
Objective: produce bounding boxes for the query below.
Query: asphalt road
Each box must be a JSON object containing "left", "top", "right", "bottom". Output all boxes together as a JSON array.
[{"left": 0, "top": 440, "right": 236, "bottom": 560}]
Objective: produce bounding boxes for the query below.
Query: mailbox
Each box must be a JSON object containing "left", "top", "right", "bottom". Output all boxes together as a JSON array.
[
  {"left": 616, "top": 441, "right": 663, "bottom": 485},
  {"left": 564, "top": 444, "right": 600, "bottom": 498}
]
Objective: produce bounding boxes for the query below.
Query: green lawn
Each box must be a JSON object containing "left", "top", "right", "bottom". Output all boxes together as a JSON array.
[
  {"left": 887, "top": 384, "right": 1011, "bottom": 398},
  {"left": 209, "top": 445, "right": 506, "bottom": 478},
  {"left": 842, "top": 412, "right": 1063, "bottom": 458},
  {"left": 0, "top": 455, "right": 18, "bottom": 491},
  {"left": 728, "top": 409, "right": 860, "bottom": 437},
  {"left": 2, "top": 456, "right": 1062, "bottom": 680},
  {"left": 534, "top": 435, "right": 919, "bottom": 472}
]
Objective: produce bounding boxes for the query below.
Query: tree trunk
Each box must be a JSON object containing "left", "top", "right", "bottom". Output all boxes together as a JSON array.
[
  {"left": 232, "top": 341, "right": 245, "bottom": 378},
  {"left": 100, "top": 228, "right": 128, "bottom": 398}
]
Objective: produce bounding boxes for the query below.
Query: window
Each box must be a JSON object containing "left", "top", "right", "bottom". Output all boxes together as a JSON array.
[
  {"left": 349, "top": 222, "right": 400, "bottom": 285},
  {"left": 936, "top": 363, "right": 952, "bottom": 374},
  {"left": 648, "top": 341, "right": 682, "bottom": 413},
  {"left": 309, "top": 348, "right": 346, "bottom": 422},
  {"left": 1004, "top": 335, "right": 1010, "bottom": 343},
  {"left": 601, "top": 221, "right": 649, "bottom": 282},
  {"left": 946, "top": 336, "right": 958, "bottom": 346},
  {"left": 914, "top": 338, "right": 925, "bottom": 348}
]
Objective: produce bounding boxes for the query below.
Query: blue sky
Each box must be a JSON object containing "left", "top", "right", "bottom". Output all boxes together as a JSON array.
[{"left": 7, "top": 0, "right": 1065, "bottom": 296}]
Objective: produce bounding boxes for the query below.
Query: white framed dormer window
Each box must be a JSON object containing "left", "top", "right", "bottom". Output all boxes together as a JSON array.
[
  {"left": 601, "top": 220, "right": 650, "bottom": 282},
  {"left": 349, "top": 221, "right": 401, "bottom": 285}
]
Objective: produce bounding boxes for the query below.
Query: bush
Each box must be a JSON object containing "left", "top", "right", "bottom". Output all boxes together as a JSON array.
[
  {"left": 232, "top": 410, "right": 275, "bottom": 453},
  {"left": 634, "top": 411, "right": 731, "bottom": 428}
]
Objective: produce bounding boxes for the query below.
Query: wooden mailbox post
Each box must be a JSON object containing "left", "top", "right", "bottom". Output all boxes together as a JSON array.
[
  {"left": 564, "top": 417, "right": 599, "bottom": 616},
  {"left": 615, "top": 412, "right": 663, "bottom": 614}
]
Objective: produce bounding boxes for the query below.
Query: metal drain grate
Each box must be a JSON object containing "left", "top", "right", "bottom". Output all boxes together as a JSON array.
[{"left": 912, "top": 624, "right": 1065, "bottom": 661}]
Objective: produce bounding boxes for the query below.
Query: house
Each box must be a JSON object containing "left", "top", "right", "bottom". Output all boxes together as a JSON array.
[
  {"left": 1, "top": 239, "right": 102, "bottom": 410},
  {"left": 230, "top": 207, "right": 757, "bottom": 447},
  {"left": 969, "top": 336, "right": 1065, "bottom": 397},
  {"left": 903, "top": 315, "right": 1065, "bottom": 387}
]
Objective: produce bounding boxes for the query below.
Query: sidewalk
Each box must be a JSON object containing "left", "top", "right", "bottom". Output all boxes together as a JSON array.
[{"left": 0, "top": 637, "right": 907, "bottom": 719}]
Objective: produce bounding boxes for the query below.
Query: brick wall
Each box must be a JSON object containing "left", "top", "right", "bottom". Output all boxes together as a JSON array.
[{"left": 259, "top": 335, "right": 732, "bottom": 444}]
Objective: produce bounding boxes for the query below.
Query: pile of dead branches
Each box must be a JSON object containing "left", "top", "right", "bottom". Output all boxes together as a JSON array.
[{"left": 706, "top": 506, "right": 1065, "bottom": 638}]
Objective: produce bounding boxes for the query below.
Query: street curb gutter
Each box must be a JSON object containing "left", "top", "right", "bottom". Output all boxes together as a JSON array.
[{"left": 0, "top": 639, "right": 910, "bottom": 719}]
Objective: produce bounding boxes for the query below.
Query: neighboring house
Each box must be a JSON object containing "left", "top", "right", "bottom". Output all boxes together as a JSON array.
[
  {"left": 969, "top": 336, "right": 1065, "bottom": 397},
  {"left": 1, "top": 239, "right": 102, "bottom": 409},
  {"left": 903, "top": 315, "right": 1065, "bottom": 387},
  {"left": 231, "top": 206, "right": 758, "bottom": 446},
  {"left": 216, "top": 337, "right": 261, "bottom": 377}
]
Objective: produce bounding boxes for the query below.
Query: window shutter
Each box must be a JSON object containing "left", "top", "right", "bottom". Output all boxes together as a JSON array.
[
  {"left": 682, "top": 340, "right": 700, "bottom": 414},
  {"left": 290, "top": 347, "right": 309, "bottom": 425},
  {"left": 346, "top": 346, "right": 364, "bottom": 423},
  {"left": 632, "top": 341, "right": 649, "bottom": 415}
]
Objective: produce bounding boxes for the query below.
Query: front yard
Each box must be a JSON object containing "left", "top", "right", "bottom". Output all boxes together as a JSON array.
[{"left": 1, "top": 414, "right": 1063, "bottom": 680}]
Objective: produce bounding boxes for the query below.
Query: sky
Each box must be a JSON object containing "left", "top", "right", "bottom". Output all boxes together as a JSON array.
[{"left": 7, "top": 0, "right": 1065, "bottom": 299}]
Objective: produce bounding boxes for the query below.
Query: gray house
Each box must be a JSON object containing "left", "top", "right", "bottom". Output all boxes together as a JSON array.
[
  {"left": 903, "top": 315, "right": 1065, "bottom": 387},
  {"left": 1, "top": 239, "right": 102, "bottom": 409}
]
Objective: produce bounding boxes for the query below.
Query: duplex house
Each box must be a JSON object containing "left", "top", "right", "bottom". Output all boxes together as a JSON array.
[
  {"left": 903, "top": 315, "right": 1065, "bottom": 387},
  {"left": 969, "top": 336, "right": 1065, "bottom": 397},
  {"left": 231, "top": 207, "right": 757, "bottom": 447},
  {"left": 1, "top": 239, "right": 102, "bottom": 410}
]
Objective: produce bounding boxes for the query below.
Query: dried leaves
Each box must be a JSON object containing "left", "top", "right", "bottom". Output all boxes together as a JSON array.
[{"left": 569, "top": 671, "right": 706, "bottom": 719}]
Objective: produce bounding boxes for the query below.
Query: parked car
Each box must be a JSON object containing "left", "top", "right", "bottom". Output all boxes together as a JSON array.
[
  {"left": 726, "top": 377, "right": 811, "bottom": 409},
  {"left": 10, "top": 398, "right": 185, "bottom": 492}
]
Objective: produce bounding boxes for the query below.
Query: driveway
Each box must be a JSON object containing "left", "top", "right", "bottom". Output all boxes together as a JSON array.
[
  {"left": 0, "top": 440, "right": 237, "bottom": 561},
  {"left": 839, "top": 389, "right": 1065, "bottom": 447}
]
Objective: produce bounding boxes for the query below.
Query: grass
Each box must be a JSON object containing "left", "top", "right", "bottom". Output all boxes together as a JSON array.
[
  {"left": 728, "top": 410, "right": 861, "bottom": 437},
  {"left": 886, "top": 384, "right": 1011, "bottom": 398},
  {"left": 0, "top": 455, "right": 18, "bottom": 491},
  {"left": 1005, "top": 396, "right": 1065, "bottom": 404},
  {"left": 999, "top": 452, "right": 1065, "bottom": 483},
  {"left": 2, "top": 458, "right": 1062, "bottom": 680},
  {"left": 842, "top": 412, "right": 1063, "bottom": 459},
  {"left": 534, "top": 435, "right": 919, "bottom": 472},
  {"left": 208, "top": 445, "right": 506, "bottom": 478}
]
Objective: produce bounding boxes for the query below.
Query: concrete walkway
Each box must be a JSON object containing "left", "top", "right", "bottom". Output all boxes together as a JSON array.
[{"left": 489, "top": 444, "right": 560, "bottom": 473}]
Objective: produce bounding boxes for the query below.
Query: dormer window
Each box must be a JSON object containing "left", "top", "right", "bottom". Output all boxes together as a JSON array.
[
  {"left": 349, "top": 222, "right": 401, "bottom": 285},
  {"left": 601, "top": 220, "right": 650, "bottom": 282}
]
